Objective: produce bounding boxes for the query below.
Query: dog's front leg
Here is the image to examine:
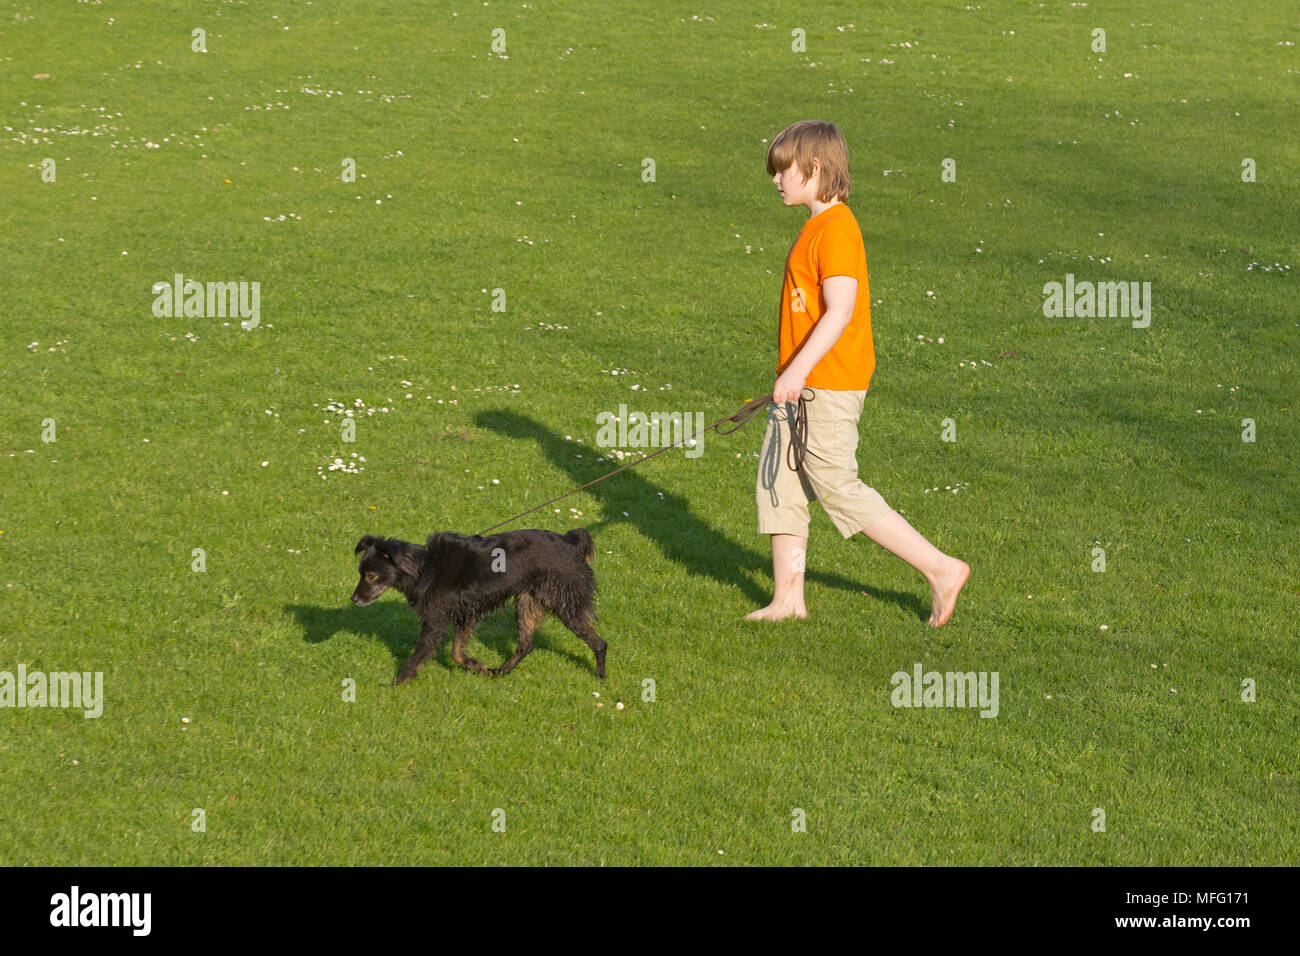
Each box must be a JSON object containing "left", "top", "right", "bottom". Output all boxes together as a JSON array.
[{"left": 394, "top": 618, "right": 447, "bottom": 685}]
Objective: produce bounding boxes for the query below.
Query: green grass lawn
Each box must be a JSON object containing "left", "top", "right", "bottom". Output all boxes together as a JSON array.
[{"left": 1, "top": 0, "right": 1296, "bottom": 865}]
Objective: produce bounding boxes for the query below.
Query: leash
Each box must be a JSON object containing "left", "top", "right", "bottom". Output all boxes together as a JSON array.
[{"left": 477, "top": 390, "right": 813, "bottom": 536}]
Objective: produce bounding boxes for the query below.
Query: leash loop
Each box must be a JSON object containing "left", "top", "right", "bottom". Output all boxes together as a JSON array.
[{"left": 786, "top": 388, "right": 813, "bottom": 475}]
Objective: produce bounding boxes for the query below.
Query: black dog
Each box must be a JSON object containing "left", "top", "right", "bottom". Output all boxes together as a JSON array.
[{"left": 352, "top": 529, "right": 606, "bottom": 682}]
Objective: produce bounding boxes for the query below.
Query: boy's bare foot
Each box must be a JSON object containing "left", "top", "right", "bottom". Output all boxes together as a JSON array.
[
  {"left": 928, "top": 559, "right": 970, "bottom": 627},
  {"left": 745, "top": 601, "right": 808, "bottom": 621}
]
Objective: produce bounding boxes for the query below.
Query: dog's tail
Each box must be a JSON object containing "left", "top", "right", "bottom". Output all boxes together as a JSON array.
[{"left": 565, "top": 528, "right": 594, "bottom": 565}]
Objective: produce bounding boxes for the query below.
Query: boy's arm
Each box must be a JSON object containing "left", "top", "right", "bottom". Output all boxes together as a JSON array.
[{"left": 772, "top": 275, "right": 858, "bottom": 402}]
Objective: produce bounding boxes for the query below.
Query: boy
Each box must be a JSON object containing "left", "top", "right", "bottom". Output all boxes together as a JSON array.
[{"left": 748, "top": 120, "right": 969, "bottom": 626}]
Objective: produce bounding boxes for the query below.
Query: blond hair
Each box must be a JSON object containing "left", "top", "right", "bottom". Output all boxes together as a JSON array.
[{"left": 765, "top": 120, "right": 851, "bottom": 202}]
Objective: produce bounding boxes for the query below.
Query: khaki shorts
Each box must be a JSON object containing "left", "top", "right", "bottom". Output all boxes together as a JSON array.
[{"left": 756, "top": 387, "right": 893, "bottom": 539}]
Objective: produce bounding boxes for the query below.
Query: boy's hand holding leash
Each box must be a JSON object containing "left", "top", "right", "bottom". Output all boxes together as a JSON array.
[{"left": 772, "top": 369, "right": 808, "bottom": 404}]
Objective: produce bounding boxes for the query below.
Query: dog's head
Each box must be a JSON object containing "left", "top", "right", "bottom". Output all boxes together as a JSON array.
[{"left": 352, "top": 535, "right": 424, "bottom": 605}]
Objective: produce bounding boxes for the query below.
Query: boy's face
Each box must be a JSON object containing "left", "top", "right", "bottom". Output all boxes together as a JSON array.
[{"left": 773, "top": 159, "right": 819, "bottom": 208}]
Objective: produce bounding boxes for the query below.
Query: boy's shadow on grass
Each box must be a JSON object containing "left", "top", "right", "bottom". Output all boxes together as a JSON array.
[
  {"left": 286, "top": 601, "right": 593, "bottom": 681},
  {"left": 473, "top": 408, "right": 925, "bottom": 620}
]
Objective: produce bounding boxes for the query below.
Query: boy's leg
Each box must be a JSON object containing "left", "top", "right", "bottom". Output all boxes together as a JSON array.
[
  {"left": 746, "top": 532, "right": 808, "bottom": 620},
  {"left": 802, "top": 388, "right": 970, "bottom": 627},
  {"left": 859, "top": 511, "right": 970, "bottom": 627},
  {"left": 752, "top": 401, "right": 815, "bottom": 620}
]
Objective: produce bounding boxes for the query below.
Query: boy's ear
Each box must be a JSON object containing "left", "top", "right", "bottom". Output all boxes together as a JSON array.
[{"left": 355, "top": 534, "right": 382, "bottom": 556}]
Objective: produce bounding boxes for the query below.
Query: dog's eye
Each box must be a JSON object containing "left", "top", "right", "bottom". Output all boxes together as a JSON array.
[{"left": 365, "top": 572, "right": 378, "bottom": 583}]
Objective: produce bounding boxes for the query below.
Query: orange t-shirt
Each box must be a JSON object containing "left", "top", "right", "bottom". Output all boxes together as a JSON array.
[{"left": 777, "top": 202, "right": 874, "bottom": 391}]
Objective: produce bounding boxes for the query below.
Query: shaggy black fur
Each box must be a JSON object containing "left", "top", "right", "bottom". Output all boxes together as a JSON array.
[{"left": 351, "top": 528, "right": 606, "bottom": 682}]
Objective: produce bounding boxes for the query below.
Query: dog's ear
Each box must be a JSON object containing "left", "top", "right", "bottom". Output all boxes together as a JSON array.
[
  {"left": 355, "top": 534, "right": 382, "bottom": 556},
  {"left": 386, "top": 540, "right": 425, "bottom": 579}
]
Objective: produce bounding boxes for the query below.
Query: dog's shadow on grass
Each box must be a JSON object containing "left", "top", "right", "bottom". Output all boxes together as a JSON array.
[
  {"left": 473, "top": 408, "right": 926, "bottom": 621},
  {"left": 286, "top": 602, "right": 593, "bottom": 681}
]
